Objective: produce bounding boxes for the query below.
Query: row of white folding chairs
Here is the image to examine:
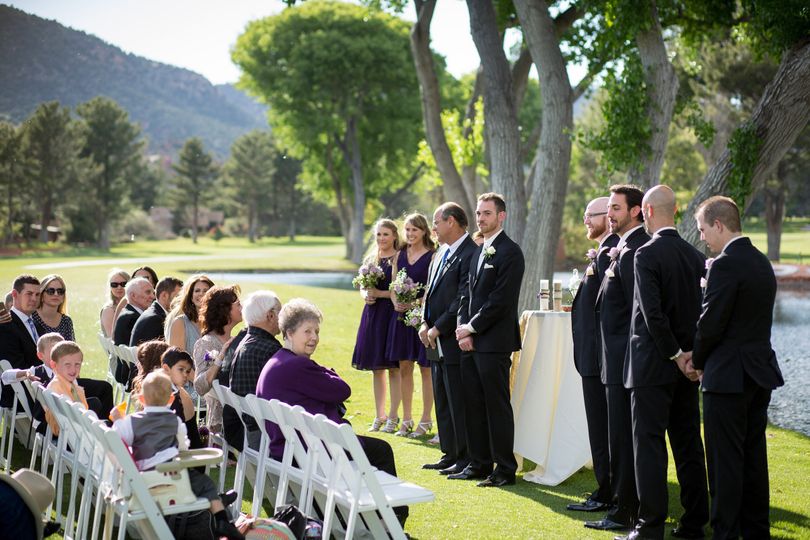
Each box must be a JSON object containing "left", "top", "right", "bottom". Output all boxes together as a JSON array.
[
  {"left": 97, "top": 333, "right": 136, "bottom": 411},
  {"left": 0, "top": 358, "right": 37, "bottom": 473},
  {"left": 211, "top": 381, "right": 435, "bottom": 540}
]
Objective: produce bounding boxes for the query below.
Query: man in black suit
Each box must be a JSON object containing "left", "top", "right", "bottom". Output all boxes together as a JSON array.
[
  {"left": 619, "top": 186, "right": 709, "bottom": 540},
  {"left": 130, "top": 276, "right": 183, "bottom": 346},
  {"left": 692, "top": 196, "right": 784, "bottom": 539},
  {"left": 418, "top": 202, "right": 477, "bottom": 476},
  {"left": 112, "top": 276, "right": 154, "bottom": 385},
  {"left": 0, "top": 275, "right": 41, "bottom": 408},
  {"left": 587, "top": 184, "right": 649, "bottom": 532},
  {"left": 568, "top": 196, "right": 619, "bottom": 513},
  {"left": 451, "top": 192, "right": 524, "bottom": 488}
]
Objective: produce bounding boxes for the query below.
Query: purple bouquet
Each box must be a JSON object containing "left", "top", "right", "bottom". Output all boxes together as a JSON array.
[
  {"left": 403, "top": 307, "right": 423, "bottom": 329},
  {"left": 389, "top": 269, "right": 422, "bottom": 305},
  {"left": 352, "top": 262, "right": 384, "bottom": 289}
]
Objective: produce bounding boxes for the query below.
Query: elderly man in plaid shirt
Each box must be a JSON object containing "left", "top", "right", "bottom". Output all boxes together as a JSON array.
[{"left": 225, "top": 290, "right": 283, "bottom": 450}]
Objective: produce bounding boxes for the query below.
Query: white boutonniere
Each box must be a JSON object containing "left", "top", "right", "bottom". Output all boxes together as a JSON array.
[
  {"left": 605, "top": 267, "right": 615, "bottom": 278},
  {"left": 705, "top": 257, "right": 715, "bottom": 270},
  {"left": 484, "top": 246, "right": 496, "bottom": 260},
  {"left": 586, "top": 266, "right": 595, "bottom": 276},
  {"left": 700, "top": 277, "right": 708, "bottom": 288}
]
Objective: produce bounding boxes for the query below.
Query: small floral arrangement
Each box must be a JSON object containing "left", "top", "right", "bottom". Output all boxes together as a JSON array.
[
  {"left": 483, "top": 245, "right": 496, "bottom": 260},
  {"left": 202, "top": 350, "right": 218, "bottom": 364},
  {"left": 198, "top": 424, "right": 210, "bottom": 447},
  {"left": 608, "top": 247, "right": 621, "bottom": 261},
  {"left": 705, "top": 257, "right": 715, "bottom": 270},
  {"left": 352, "top": 262, "right": 384, "bottom": 290},
  {"left": 586, "top": 248, "right": 597, "bottom": 262},
  {"left": 389, "top": 269, "right": 422, "bottom": 305},
  {"left": 403, "top": 306, "right": 423, "bottom": 329}
]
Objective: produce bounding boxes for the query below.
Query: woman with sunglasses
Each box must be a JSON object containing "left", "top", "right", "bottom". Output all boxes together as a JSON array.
[
  {"left": 100, "top": 268, "right": 130, "bottom": 337},
  {"left": 33, "top": 274, "right": 75, "bottom": 341}
]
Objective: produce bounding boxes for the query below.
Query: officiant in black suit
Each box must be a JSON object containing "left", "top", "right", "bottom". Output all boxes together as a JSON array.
[
  {"left": 129, "top": 276, "right": 183, "bottom": 346},
  {"left": 568, "top": 196, "right": 618, "bottom": 513},
  {"left": 619, "top": 186, "right": 709, "bottom": 540},
  {"left": 418, "top": 202, "right": 477, "bottom": 476},
  {"left": 692, "top": 196, "right": 784, "bottom": 539},
  {"left": 588, "top": 184, "right": 649, "bottom": 532},
  {"left": 452, "top": 192, "right": 524, "bottom": 488}
]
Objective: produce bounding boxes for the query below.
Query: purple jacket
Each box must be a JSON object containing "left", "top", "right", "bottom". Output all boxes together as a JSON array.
[{"left": 256, "top": 347, "right": 351, "bottom": 459}]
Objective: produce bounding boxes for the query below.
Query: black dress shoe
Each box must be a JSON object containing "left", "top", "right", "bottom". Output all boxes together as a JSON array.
[
  {"left": 614, "top": 530, "right": 655, "bottom": 540},
  {"left": 671, "top": 526, "right": 705, "bottom": 539},
  {"left": 584, "top": 518, "right": 632, "bottom": 531},
  {"left": 446, "top": 466, "right": 491, "bottom": 480},
  {"left": 422, "top": 459, "right": 454, "bottom": 470},
  {"left": 219, "top": 489, "right": 239, "bottom": 507},
  {"left": 439, "top": 463, "right": 467, "bottom": 475},
  {"left": 567, "top": 497, "right": 611, "bottom": 512},
  {"left": 476, "top": 474, "right": 516, "bottom": 487}
]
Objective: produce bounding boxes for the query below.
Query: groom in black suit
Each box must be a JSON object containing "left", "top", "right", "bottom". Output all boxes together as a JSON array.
[
  {"left": 619, "top": 186, "right": 709, "bottom": 540},
  {"left": 452, "top": 192, "right": 524, "bottom": 488},
  {"left": 568, "top": 196, "right": 619, "bottom": 513},
  {"left": 692, "top": 196, "right": 784, "bottom": 539},
  {"left": 419, "top": 202, "right": 477, "bottom": 475},
  {"left": 588, "top": 184, "right": 649, "bottom": 532}
]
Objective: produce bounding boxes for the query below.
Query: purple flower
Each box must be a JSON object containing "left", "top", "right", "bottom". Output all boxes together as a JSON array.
[
  {"left": 608, "top": 247, "right": 620, "bottom": 260},
  {"left": 586, "top": 248, "right": 597, "bottom": 261},
  {"left": 202, "top": 350, "right": 216, "bottom": 363}
]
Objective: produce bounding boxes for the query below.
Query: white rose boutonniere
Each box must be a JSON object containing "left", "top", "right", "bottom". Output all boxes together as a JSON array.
[
  {"left": 605, "top": 266, "right": 615, "bottom": 278},
  {"left": 484, "top": 246, "right": 496, "bottom": 260}
]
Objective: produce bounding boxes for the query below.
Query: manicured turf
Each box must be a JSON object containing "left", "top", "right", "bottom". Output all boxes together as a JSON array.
[{"left": 2, "top": 237, "right": 808, "bottom": 538}]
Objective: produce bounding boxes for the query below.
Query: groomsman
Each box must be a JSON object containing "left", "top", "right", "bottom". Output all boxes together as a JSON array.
[
  {"left": 452, "top": 192, "right": 524, "bottom": 487},
  {"left": 419, "top": 202, "right": 477, "bottom": 476},
  {"left": 568, "top": 196, "right": 618, "bottom": 513},
  {"left": 692, "top": 196, "right": 784, "bottom": 539},
  {"left": 620, "top": 186, "right": 709, "bottom": 540},
  {"left": 588, "top": 184, "right": 649, "bottom": 531}
]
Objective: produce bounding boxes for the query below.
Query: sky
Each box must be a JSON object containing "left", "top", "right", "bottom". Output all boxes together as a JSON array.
[{"left": 8, "top": 0, "right": 493, "bottom": 85}]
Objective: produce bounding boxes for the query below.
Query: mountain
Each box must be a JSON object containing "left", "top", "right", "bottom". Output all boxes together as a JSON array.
[{"left": 0, "top": 4, "right": 268, "bottom": 158}]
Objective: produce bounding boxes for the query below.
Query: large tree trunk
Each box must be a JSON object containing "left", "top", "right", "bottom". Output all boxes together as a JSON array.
[
  {"left": 630, "top": 0, "right": 678, "bottom": 188},
  {"left": 38, "top": 200, "right": 51, "bottom": 243},
  {"left": 764, "top": 162, "right": 788, "bottom": 261},
  {"left": 247, "top": 202, "right": 257, "bottom": 243},
  {"left": 336, "top": 117, "right": 366, "bottom": 264},
  {"left": 680, "top": 38, "right": 810, "bottom": 246},
  {"left": 410, "top": 0, "right": 474, "bottom": 219},
  {"left": 466, "top": 0, "right": 526, "bottom": 235},
  {"left": 325, "top": 141, "right": 352, "bottom": 259},
  {"left": 513, "top": 0, "right": 574, "bottom": 310},
  {"left": 191, "top": 196, "right": 199, "bottom": 244}
]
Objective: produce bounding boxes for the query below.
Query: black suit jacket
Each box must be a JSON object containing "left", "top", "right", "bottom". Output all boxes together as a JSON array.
[
  {"left": 424, "top": 235, "right": 477, "bottom": 364},
  {"left": 0, "top": 311, "right": 41, "bottom": 406},
  {"left": 130, "top": 301, "right": 167, "bottom": 346},
  {"left": 596, "top": 226, "right": 650, "bottom": 385},
  {"left": 571, "top": 233, "right": 619, "bottom": 377},
  {"left": 458, "top": 231, "right": 525, "bottom": 354},
  {"left": 692, "top": 237, "right": 784, "bottom": 393},
  {"left": 624, "top": 229, "right": 705, "bottom": 388},
  {"left": 113, "top": 303, "right": 141, "bottom": 346}
]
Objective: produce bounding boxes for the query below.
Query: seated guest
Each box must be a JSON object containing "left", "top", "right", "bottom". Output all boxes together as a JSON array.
[
  {"left": 162, "top": 347, "right": 204, "bottom": 449},
  {"left": 131, "top": 340, "right": 170, "bottom": 411},
  {"left": 1, "top": 275, "right": 42, "bottom": 408},
  {"left": 100, "top": 269, "right": 130, "bottom": 338},
  {"left": 130, "top": 276, "right": 183, "bottom": 346},
  {"left": 166, "top": 274, "right": 214, "bottom": 353},
  {"left": 111, "top": 266, "right": 159, "bottom": 327},
  {"left": 113, "top": 277, "right": 155, "bottom": 387},
  {"left": 193, "top": 285, "right": 242, "bottom": 436},
  {"left": 33, "top": 274, "right": 75, "bottom": 341},
  {"left": 257, "top": 298, "right": 408, "bottom": 525},
  {"left": 225, "top": 290, "right": 283, "bottom": 450},
  {"left": 1, "top": 332, "right": 63, "bottom": 387},
  {"left": 45, "top": 341, "right": 105, "bottom": 434},
  {"left": 110, "top": 370, "right": 243, "bottom": 540}
]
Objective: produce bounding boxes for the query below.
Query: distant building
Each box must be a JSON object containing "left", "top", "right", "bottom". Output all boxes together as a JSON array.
[{"left": 149, "top": 206, "right": 224, "bottom": 237}]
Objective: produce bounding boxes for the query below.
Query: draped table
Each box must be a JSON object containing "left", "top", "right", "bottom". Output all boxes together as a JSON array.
[{"left": 510, "top": 310, "right": 591, "bottom": 485}]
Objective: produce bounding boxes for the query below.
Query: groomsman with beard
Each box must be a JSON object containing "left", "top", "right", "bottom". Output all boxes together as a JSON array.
[
  {"left": 619, "top": 185, "right": 709, "bottom": 540},
  {"left": 692, "top": 196, "right": 784, "bottom": 539},
  {"left": 568, "top": 196, "right": 619, "bottom": 513},
  {"left": 452, "top": 192, "right": 524, "bottom": 488},
  {"left": 419, "top": 202, "right": 477, "bottom": 476},
  {"left": 587, "top": 184, "right": 649, "bottom": 532}
]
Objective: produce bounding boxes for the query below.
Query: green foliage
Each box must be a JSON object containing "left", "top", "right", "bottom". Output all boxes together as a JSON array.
[
  {"left": 678, "top": 99, "right": 715, "bottom": 148},
  {"left": 171, "top": 137, "right": 218, "bottom": 240},
  {"left": 738, "top": 0, "right": 810, "bottom": 56},
  {"left": 726, "top": 123, "right": 762, "bottom": 211},
  {"left": 0, "top": 120, "right": 26, "bottom": 243}
]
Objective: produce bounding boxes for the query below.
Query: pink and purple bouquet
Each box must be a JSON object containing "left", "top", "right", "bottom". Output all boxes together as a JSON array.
[
  {"left": 403, "top": 306, "right": 423, "bottom": 329},
  {"left": 389, "top": 269, "right": 422, "bottom": 305},
  {"left": 352, "top": 262, "right": 384, "bottom": 289}
]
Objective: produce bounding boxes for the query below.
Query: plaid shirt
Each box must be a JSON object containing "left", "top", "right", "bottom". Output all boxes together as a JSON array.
[{"left": 229, "top": 326, "right": 282, "bottom": 397}]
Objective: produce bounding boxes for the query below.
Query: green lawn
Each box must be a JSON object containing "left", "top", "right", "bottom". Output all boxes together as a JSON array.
[
  {"left": 746, "top": 217, "right": 810, "bottom": 264},
  {"left": 2, "top": 237, "right": 809, "bottom": 539}
]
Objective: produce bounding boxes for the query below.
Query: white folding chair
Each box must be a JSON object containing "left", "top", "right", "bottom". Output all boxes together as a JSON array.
[
  {"left": 0, "top": 359, "right": 36, "bottom": 472},
  {"left": 25, "top": 380, "right": 54, "bottom": 476},
  {"left": 114, "top": 344, "right": 137, "bottom": 412},
  {"left": 243, "top": 394, "right": 286, "bottom": 516},
  {"left": 205, "top": 380, "right": 230, "bottom": 492},
  {"left": 98, "top": 333, "right": 124, "bottom": 404}
]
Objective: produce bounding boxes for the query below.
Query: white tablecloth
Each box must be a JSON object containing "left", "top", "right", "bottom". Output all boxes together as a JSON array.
[{"left": 511, "top": 310, "right": 591, "bottom": 485}]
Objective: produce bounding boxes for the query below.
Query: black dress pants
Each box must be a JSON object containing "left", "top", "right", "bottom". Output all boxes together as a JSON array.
[
  {"left": 606, "top": 383, "right": 639, "bottom": 525},
  {"left": 582, "top": 375, "right": 611, "bottom": 503},
  {"left": 432, "top": 359, "right": 467, "bottom": 466},
  {"left": 703, "top": 375, "right": 772, "bottom": 540}
]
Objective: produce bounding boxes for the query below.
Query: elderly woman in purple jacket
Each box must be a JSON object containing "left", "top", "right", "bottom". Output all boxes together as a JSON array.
[{"left": 256, "top": 298, "right": 408, "bottom": 525}]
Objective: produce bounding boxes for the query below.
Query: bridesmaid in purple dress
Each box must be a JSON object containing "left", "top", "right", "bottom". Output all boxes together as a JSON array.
[
  {"left": 383, "top": 213, "right": 436, "bottom": 438},
  {"left": 351, "top": 219, "right": 403, "bottom": 432}
]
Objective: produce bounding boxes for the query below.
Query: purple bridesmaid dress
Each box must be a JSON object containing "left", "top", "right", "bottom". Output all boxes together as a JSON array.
[
  {"left": 351, "top": 256, "right": 397, "bottom": 370},
  {"left": 385, "top": 249, "right": 433, "bottom": 367}
]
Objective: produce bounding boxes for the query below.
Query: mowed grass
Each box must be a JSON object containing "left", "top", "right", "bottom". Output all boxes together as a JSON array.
[
  {"left": 2, "top": 237, "right": 809, "bottom": 539},
  {"left": 746, "top": 217, "right": 810, "bottom": 265}
]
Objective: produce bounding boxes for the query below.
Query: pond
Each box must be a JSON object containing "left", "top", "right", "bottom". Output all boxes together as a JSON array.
[{"left": 204, "top": 270, "right": 810, "bottom": 436}]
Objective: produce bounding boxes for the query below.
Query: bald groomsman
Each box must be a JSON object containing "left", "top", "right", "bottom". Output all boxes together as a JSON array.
[
  {"left": 693, "top": 196, "right": 784, "bottom": 539},
  {"left": 619, "top": 186, "right": 709, "bottom": 540},
  {"left": 568, "top": 196, "right": 618, "bottom": 513}
]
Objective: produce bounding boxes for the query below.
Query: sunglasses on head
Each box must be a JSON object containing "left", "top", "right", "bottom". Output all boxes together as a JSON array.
[
  {"left": 110, "top": 281, "right": 128, "bottom": 288},
  {"left": 44, "top": 287, "right": 65, "bottom": 296}
]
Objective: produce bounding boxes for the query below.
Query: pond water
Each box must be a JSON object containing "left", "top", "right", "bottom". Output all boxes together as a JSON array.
[{"left": 205, "top": 270, "right": 810, "bottom": 436}]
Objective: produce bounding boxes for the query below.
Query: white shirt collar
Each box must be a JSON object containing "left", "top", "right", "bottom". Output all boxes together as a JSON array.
[
  {"left": 721, "top": 235, "right": 746, "bottom": 253},
  {"left": 617, "top": 224, "right": 644, "bottom": 248},
  {"left": 131, "top": 303, "right": 145, "bottom": 314},
  {"left": 446, "top": 232, "right": 470, "bottom": 257},
  {"left": 482, "top": 228, "right": 504, "bottom": 249},
  {"left": 654, "top": 226, "right": 677, "bottom": 235},
  {"left": 10, "top": 306, "right": 32, "bottom": 323}
]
